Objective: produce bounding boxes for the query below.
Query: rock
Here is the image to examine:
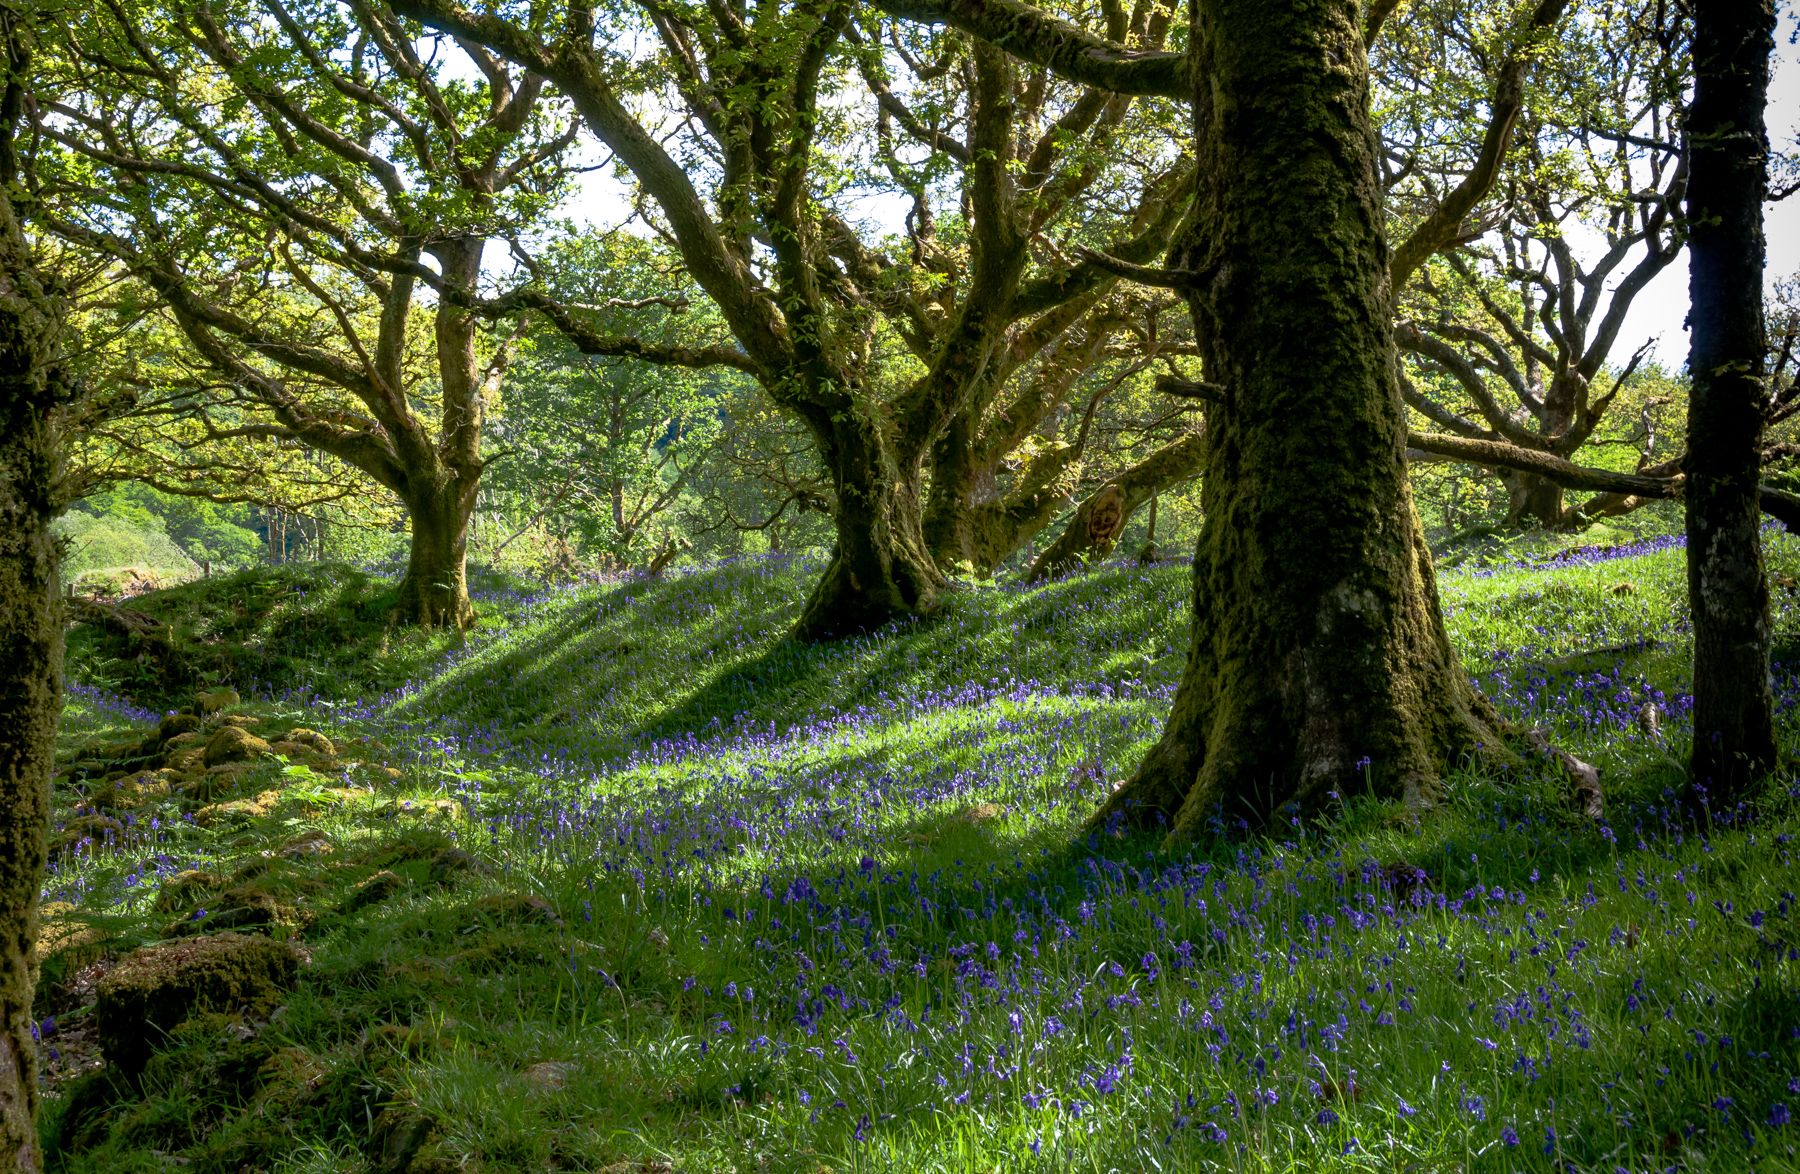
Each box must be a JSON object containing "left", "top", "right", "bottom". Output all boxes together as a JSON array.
[
  {"left": 193, "top": 788, "right": 283, "bottom": 827},
  {"left": 954, "top": 802, "right": 1004, "bottom": 826},
  {"left": 218, "top": 714, "right": 262, "bottom": 729},
  {"left": 519, "top": 1061, "right": 574, "bottom": 1092},
  {"left": 94, "top": 770, "right": 171, "bottom": 811},
  {"left": 93, "top": 932, "right": 301, "bottom": 1075},
  {"left": 281, "top": 728, "right": 336, "bottom": 757},
  {"left": 156, "top": 712, "right": 202, "bottom": 745},
  {"left": 153, "top": 869, "right": 226, "bottom": 914},
  {"left": 166, "top": 885, "right": 305, "bottom": 937},
  {"left": 368, "top": 1105, "right": 456, "bottom": 1174},
  {"left": 427, "top": 847, "right": 484, "bottom": 885},
  {"left": 467, "top": 892, "right": 562, "bottom": 930},
  {"left": 195, "top": 687, "right": 240, "bottom": 715},
  {"left": 163, "top": 731, "right": 203, "bottom": 751},
  {"left": 182, "top": 762, "right": 256, "bottom": 801},
  {"left": 51, "top": 814, "right": 125, "bottom": 859},
  {"left": 203, "top": 725, "right": 270, "bottom": 768},
  {"left": 279, "top": 830, "right": 333, "bottom": 859},
  {"left": 165, "top": 747, "right": 205, "bottom": 774}
]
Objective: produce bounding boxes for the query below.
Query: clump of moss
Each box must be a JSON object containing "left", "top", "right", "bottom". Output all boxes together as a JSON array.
[
  {"left": 93, "top": 932, "right": 302, "bottom": 1075},
  {"left": 342, "top": 870, "right": 407, "bottom": 914}
]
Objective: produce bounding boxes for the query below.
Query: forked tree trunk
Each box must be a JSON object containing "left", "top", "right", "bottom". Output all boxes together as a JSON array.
[
  {"left": 393, "top": 472, "right": 478, "bottom": 630},
  {"left": 1096, "top": 0, "right": 1507, "bottom": 841},
  {"left": 1684, "top": 0, "right": 1777, "bottom": 801},
  {"left": 0, "top": 176, "right": 61, "bottom": 1169},
  {"left": 794, "top": 410, "right": 944, "bottom": 640}
]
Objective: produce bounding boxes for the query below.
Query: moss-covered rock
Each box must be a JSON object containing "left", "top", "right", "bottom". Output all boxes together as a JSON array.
[
  {"left": 467, "top": 891, "right": 562, "bottom": 930},
  {"left": 343, "top": 870, "right": 406, "bottom": 913},
  {"left": 164, "top": 884, "right": 306, "bottom": 937},
  {"left": 280, "top": 727, "right": 336, "bottom": 757},
  {"left": 93, "top": 932, "right": 302, "bottom": 1075},
  {"left": 155, "top": 711, "right": 201, "bottom": 746},
  {"left": 202, "top": 724, "right": 269, "bottom": 767},
  {"left": 195, "top": 687, "right": 240, "bottom": 715},
  {"left": 152, "top": 869, "right": 225, "bottom": 914},
  {"left": 193, "top": 787, "right": 283, "bottom": 827},
  {"left": 51, "top": 812, "right": 125, "bottom": 858}
]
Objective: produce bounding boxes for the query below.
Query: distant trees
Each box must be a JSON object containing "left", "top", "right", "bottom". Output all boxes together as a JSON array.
[
  {"left": 391, "top": 0, "right": 1190, "bottom": 635},
  {"left": 478, "top": 239, "right": 731, "bottom": 573},
  {"left": 40, "top": 0, "right": 576, "bottom": 626},
  {"left": 1392, "top": 0, "right": 1687, "bottom": 530}
]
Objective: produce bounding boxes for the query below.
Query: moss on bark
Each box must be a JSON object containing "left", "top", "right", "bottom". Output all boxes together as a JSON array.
[
  {"left": 793, "top": 408, "right": 945, "bottom": 640},
  {"left": 392, "top": 475, "right": 477, "bottom": 631},
  {"left": 0, "top": 136, "right": 64, "bottom": 1166},
  {"left": 1095, "top": 0, "right": 1508, "bottom": 843}
]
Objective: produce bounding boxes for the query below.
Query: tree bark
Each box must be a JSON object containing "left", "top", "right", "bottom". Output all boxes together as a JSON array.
[
  {"left": 1499, "top": 469, "right": 1569, "bottom": 530},
  {"left": 1684, "top": 0, "right": 1778, "bottom": 801},
  {"left": 0, "top": 69, "right": 62, "bottom": 1163},
  {"left": 793, "top": 409, "right": 945, "bottom": 640},
  {"left": 392, "top": 472, "right": 478, "bottom": 630},
  {"left": 1027, "top": 431, "right": 1205, "bottom": 582},
  {"left": 1095, "top": 0, "right": 1507, "bottom": 842}
]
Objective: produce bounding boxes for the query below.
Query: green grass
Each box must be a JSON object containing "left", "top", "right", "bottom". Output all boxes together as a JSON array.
[{"left": 41, "top": 538, "right": 1800, "bottom": 1172}]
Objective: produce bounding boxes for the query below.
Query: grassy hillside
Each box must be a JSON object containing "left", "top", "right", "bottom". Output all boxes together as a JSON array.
[{"left": 41, "top": 540, "right": 1800, "bottom": 1172}]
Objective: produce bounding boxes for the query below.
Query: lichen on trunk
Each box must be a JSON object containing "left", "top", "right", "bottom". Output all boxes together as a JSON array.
[{"left": 1096, "top": 0, "right": 1508, "bottom": 843}]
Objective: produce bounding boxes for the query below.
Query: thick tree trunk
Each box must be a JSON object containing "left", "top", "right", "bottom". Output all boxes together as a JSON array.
[
  {"left": 393, "top": 472, "right": 478, "bottom": 630},
  {"left": 794, "top": 412, "right": 944, "bottom": 640},
  {"left": 1684, "top": 0, "right": 1778, "bottom": 802},
  {"left": 1028, "top": 431, "right": 1205, "bottom": 582},
  {"left": 0, "top": 177, "right": 62, "bottom": 1171},
  {"left": 921, "top": 415, "right": 982, "bottom": 570},
  {"left": 1499, "top": 469, "right": 1569, "bottom": 530},
  {"left": 1095, "top": 0, "right": 1506, "bottom": 842}
]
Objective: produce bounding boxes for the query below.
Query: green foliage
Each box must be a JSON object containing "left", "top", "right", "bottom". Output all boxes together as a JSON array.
[{"left": 54, "top": 511, "right": 197, "bottom": 591}]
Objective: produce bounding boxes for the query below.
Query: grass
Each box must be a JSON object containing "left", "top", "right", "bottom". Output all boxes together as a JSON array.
[{"left": 40, "top": 534, "right": 1800, "bottom": 1172}]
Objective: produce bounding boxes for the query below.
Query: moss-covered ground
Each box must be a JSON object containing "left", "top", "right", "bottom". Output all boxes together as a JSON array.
[{"left": 39, "top": 535, "right": 1800, "bottom": 1171}]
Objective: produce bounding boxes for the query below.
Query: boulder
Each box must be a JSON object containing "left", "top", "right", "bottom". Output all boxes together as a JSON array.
[
  {"left": 519, "top": 1061, "right": 575, "bottom": 1092},
  {"left": 51, "top": 813, "right": 125, "bottom": 859},
  {"left": 203, "top": 725, "right": 270, "bottom": 768},
  {"left": 93, "top": 932, "right": 301, "bottom": 1074},
  {"left": 156, "top": 712, "right": 202, "bottom": 746},
  {"left": 281, "top": 728, "right": 336, "bottom": 757}
]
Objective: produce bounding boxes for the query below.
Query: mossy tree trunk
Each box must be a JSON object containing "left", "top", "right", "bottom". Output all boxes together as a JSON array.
[
  {"left": 1684, "top": 0, "right": 1778, "bottom": 802},
  {"left": 794, "top": 405, "right": 945, "bottom": 640},
  {"left": 0, "top": 22, "right": 63, "bottom": 1159},
  {"left": 1095, "top": 0, "right": 1506, "bottom": 842},
  {"left": 392, "top": 471, "right": 479, "bottom": 630},
  {"left": 1499, "top": 470, "right": 1568, "bottom": 530}
]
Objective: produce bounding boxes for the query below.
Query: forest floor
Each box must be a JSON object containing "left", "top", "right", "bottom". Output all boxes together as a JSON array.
[{"left": 35, "top": 533, "right": 1800, "bottom": 1172}]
